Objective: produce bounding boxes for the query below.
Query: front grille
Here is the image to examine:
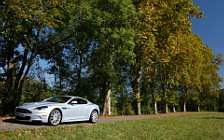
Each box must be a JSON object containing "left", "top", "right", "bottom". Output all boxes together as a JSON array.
[
  {"left": 16, "top": 116, "right": 31, "bottom": 120},
  {"left": 15, "top": 108, "right": 32, "bottom": 114}
]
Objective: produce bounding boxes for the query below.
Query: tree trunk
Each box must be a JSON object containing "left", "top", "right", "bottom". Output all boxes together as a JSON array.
[
  {"left": 102, "top": 87, "right": 111, "bottom": 116},
  {"left": 132, "top": 66, "right": 143, "bottom": 115},
  {"left": 2, "top": 45, "right": 15, "bottom": 115},
  {"left": 2, "top": 45, "right": 36, "bottom": 116},
  {"left": 183, "top": 101, "right": 187, "bottom": 112},
  {"left": 137, "top": 92, "right": 141, "bottom": 115},
  {"left": 165, "top": 103, "right": 169, "bottom": 113},
  {"left": 198, "top": 105, "right": 200, "bottom": 112},
  {"left": 154, "top": 101, "right": 158, "bottom": 114},
  {"left": 164, "top": 90, "right": 169, "bottom": 113},
  {"left": 133, "top": 82, "right": 141, "bottom": 115},
  {"left": 173, "top": 104, "right": 176, "bottom": 113}
]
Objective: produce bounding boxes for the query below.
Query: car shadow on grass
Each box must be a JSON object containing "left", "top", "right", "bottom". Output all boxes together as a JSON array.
[
  {"left": 3, "top": 119, "right": 44, "bottom": 126},
  {"left": 60, "top": 121, "right": 90, "bottom": 126},
  {"left": 3, "top": 119, "right": 90, "bottom": 126}
]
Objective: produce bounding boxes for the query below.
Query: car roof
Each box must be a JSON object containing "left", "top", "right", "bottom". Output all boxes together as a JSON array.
[{"left": 58, "top": 95, "right": 88, "bottom": 100}]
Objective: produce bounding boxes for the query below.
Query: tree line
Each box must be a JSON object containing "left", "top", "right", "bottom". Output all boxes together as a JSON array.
[{"left": 0, "top": 0, "right": 223, "bottom": 116}]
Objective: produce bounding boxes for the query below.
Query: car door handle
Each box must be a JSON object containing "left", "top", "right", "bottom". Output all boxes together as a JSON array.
[{"left": 62, "top": 107, "right": 70, "bottom": 110}]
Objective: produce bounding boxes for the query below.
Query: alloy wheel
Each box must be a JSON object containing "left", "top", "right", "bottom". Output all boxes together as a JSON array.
[{"left": 49, "top": 109, "right": 62, "bottom": 126}]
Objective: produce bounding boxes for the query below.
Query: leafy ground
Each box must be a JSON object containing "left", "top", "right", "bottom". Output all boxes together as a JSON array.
[{"left": 1, "top": 113, "right": 224, "bottom": 140}]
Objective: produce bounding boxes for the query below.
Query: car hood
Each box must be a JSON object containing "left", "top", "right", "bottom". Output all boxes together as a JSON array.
[{"left": 17, "top": 102, "right": 64, "bottom": 110}]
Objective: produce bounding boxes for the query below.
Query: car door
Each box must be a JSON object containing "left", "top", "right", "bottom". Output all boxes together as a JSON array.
[{"left": 63, "top": 98, "right": 89, "bottom": 121}]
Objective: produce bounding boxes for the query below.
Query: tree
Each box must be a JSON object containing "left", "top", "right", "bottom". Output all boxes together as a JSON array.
[
  {"left": 0, "top": 0, "right": 77, "bottom": 115},
  {"left": 132, "top": 0, "right": 203, "bottom": 114},
  {"left": 87, "top": 0, "right": 136, "bottom": 115},
  {"left": 196, "top": 49, "right": 223, "bottom": 111}
]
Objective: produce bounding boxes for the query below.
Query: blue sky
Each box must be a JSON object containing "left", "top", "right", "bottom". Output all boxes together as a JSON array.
[{"left": 192, "top": 0, "right": 224, "bottom": 88}]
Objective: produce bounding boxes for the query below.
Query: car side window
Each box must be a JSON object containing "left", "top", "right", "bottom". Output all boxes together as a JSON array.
[
  {"left": 70, "top": 98, "right": 87, "bottom": 104},
  {"left": 78, "top": 99, "right": 87, "bottom": 104}
]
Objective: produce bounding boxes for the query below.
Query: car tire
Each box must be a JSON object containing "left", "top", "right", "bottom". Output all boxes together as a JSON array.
[
  {"left": 89, "top": 110, "right": 99, "bottom": 123},
  {"left": 48, "top": 109, "right": 62, "bottom": 126}
]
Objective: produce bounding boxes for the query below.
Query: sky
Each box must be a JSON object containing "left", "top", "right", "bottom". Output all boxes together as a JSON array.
[{"left": 192, "top": 0, "right": 224, "bottom": 88}]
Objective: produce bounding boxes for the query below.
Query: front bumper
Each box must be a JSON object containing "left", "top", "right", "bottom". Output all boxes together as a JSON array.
[{"left": 15, "top": 111, "right": 49, "bottom": 123}]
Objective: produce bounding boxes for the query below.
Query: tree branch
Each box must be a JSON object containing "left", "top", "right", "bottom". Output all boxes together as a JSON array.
[
  {"left": 16, "top": 49, "right": 28, "bottom": 79},
  {"left": 18, "top": 51, "right": 37, "bottom": 90}
]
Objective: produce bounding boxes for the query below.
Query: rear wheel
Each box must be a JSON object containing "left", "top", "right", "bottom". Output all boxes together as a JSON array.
[
  {"left": 48, "top": 109, "right": 62, "bottom": 126},
  {"left": 89, "top": 110, "right": 99, "bottom": 123}
]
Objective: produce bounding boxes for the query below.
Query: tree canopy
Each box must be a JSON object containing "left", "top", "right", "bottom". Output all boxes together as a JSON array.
[{"left": 0, "top": 0, "right": 223, "bottom": 116}]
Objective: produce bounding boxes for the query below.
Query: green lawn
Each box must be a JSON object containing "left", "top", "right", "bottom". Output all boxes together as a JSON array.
[{"left": 1, "top": 113, "right": 224, "bottom": 140}]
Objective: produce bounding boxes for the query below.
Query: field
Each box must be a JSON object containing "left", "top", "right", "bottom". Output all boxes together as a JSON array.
[{"left": 1, "top": 113, "right": 224, "bottom": 140}]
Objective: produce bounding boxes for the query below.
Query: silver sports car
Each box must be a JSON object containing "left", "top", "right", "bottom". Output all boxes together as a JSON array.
[{"left": 15, "top": 96, "right": 100, "bottom": 125}]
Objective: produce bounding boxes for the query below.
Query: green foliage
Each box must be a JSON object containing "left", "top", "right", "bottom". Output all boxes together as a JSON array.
[
  {"left": 131, "top": 0, "right": 222, "bottom": 113},
  {"left": 21, "top": 78, "right": 54, "bottom": 103},
  {"left": 113, "top": 85, "right": 135, "bottom": 115},
  {"left": 0, "top": 0, "right": 81, "bottom": 115},
  {"left": 219, "top": 89, "right": 224, "bottom": 112},
  {"left": 0, "top": 0, "right": 222, "bottom": 116}
]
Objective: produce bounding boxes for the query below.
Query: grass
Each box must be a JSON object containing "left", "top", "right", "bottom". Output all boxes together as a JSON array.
[{"left": 1, "top": 113, "right": 224, "bottom": 140}]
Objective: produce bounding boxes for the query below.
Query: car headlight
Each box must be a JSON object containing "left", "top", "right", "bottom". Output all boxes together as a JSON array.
[{"left": 35, "top": 106, "right": 48, "bottom": 110}]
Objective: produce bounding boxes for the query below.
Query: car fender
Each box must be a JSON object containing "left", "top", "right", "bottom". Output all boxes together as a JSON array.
[{"left": 88, "top": 104, "right": 100, "bottom": 116}]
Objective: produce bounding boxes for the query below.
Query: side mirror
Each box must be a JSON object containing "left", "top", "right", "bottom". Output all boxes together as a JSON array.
[{"left": 71, "top": 100, "right": 78, "bottom": 104}]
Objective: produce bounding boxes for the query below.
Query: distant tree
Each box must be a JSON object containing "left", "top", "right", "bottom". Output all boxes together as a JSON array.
[
  {"left": 114, "top": 84, "right": 135, "bottom": 115},
  {"left": 196, "top": 50, "right": 223, "bottom": 111},
  {"left": 219, "top": 89, "right": 224, "bottom": 112},
  {"left": 132, "top": 0, "right": 203, "bottom": 114}
]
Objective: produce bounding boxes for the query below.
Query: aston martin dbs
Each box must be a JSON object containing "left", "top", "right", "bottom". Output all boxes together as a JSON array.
[{"left": 15, "top": 96, "right": 100, "bottom": 125}]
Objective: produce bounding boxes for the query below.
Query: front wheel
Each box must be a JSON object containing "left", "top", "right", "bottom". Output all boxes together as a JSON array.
[
  {"left": 89, "top": 110, "right": 99, "bottom": 123},
  {"left": 48, "top": 109, "right": 62, "bottom": 126}
]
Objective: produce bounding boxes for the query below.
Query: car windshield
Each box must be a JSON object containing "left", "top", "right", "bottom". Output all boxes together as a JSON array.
[{"left": 45, "top": 96, "right": 71, "bottom": 103}]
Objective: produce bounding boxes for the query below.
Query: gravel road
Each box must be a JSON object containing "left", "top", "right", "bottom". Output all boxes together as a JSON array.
[{"left": 0, "top": 112, "right": 218, "bottom": 131}]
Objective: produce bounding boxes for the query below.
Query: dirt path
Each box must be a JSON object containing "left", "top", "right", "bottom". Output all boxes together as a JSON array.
[{"left": 0, "top": 112, "right": 218, "bottom": 131}]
